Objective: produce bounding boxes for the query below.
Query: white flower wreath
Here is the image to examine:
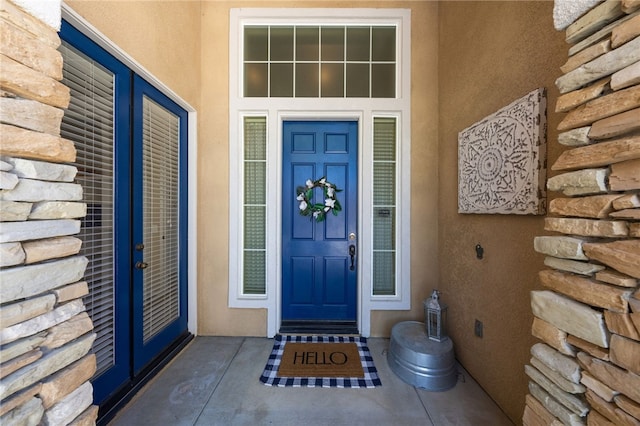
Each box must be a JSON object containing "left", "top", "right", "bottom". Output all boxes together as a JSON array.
[{"left": 296, "top": 177, "right": 342, "bottom": 222}]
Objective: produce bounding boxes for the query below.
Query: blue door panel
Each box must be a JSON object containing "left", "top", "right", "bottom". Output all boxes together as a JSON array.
[
  {"left": 292, "top": 164, "right": 315, "bottom": 240},
  {"left": 290, "top": 257, "right": 314, "bottom": 304},
  {"left": 292, "top": 132, "right": 316, "bottom": 152},
  {"left": 282, "top": 121, "right": 358, "bottom": 322},
  {"left": 324, "top": 164, "right": 348, "bottom": 240},
  {"left": 325, "top": 133, "right": 349, "bottom": 153},
  {"left": 324, "top": 258, "right": 349, "bottom": 304}
]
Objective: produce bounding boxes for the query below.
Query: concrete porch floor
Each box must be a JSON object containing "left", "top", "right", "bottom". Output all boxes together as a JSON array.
[{"left": 109, "top": 337, "right": 514, "bottom": 425}]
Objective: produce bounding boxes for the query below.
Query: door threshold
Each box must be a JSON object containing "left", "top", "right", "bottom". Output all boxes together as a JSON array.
[{"left": 279, "top": 320, "right": 358, "bottom": 335}]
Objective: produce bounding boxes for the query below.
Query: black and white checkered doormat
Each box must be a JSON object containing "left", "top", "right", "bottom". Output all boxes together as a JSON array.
[{"left": 260, "top": 335, "right": 382, "bottom": 388}]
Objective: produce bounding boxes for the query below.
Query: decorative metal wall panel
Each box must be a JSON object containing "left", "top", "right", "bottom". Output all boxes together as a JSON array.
[{"left": 458, "top": 88, "right": 547, "bottom": 215}]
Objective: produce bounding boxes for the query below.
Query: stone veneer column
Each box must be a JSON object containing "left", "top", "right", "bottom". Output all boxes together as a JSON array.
[
  {"left": 523, "top": 1, "right": 640, "bottom": 425},
  {"left": 0, "top": 0, "right": 98, "bottom": 425}
]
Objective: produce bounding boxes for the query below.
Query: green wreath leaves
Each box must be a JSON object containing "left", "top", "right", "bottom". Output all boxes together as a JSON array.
[{"left": 296, "top": 177, "right": 342, "bottom": 222}]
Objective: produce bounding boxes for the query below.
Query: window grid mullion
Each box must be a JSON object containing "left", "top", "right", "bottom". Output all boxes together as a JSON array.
[{"left": 243, "top": 24, "right": 395, "bottom": 98}]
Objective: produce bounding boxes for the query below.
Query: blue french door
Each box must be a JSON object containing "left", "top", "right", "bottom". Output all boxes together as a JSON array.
[
  {"left": 60, "top": 21, "right": 189, "bottom": 409},
  {"left": 131, "top": 76, "right": 188, "bottom": 373},
  {"left": 282, "top": 121, "right": 358, "bottom": 322}
]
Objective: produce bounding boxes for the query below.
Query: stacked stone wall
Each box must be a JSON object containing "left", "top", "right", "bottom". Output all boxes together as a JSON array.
[
  {"left": 524, "top": 0, "right": 640, "bottom": 425},
  {"left": 0, "top": 0, "right": 97, "bottom": 425}
]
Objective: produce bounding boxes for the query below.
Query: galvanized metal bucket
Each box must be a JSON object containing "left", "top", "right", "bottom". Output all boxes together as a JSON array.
[{"left": 387, "top": 321, "right": 457, "bottom": 391}]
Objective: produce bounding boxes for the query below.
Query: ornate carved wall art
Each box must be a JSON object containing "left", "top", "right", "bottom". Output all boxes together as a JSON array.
[{"left": 458, "top": 88, "right": 547, "bottom": 215}]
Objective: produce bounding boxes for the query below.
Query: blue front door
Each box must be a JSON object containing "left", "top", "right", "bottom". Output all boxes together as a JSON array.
[{"left": 282, "top": 121, "right": 358, "bottom": 322}]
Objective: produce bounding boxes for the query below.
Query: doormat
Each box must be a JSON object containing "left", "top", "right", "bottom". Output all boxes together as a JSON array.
[
  {"left": 278, "top": 342, "right": 364, "bottom": 378},
  {"left": 260, "top": 335, "right": 382, "bottom": 388}
]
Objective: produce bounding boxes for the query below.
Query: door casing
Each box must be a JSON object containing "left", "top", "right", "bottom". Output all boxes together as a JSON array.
[{"left": 274, "top": 114, "right": 364, "bottom": 334}]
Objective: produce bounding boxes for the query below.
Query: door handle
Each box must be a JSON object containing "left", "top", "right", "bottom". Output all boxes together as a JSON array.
[
  {"left": 349, "top": 245, "right": 356, "bottom": 271},
  {"left": 135, "top": 261, "right": 148, "bottom": 270}
]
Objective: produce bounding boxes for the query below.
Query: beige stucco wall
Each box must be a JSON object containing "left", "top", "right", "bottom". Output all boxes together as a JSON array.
[
  {"left": 371, "top": 0, "right": 440, "bottom": 337},
  {"left": 65, "top": 1, "right": 202, "bottom": 113},
  {"left": 438, "top": 1, "right": 566, "bottom": 423}
]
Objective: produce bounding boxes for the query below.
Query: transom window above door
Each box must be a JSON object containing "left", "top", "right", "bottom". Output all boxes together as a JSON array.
[{"left": 243, "top": 25, "right": 396, "bottom": 98}]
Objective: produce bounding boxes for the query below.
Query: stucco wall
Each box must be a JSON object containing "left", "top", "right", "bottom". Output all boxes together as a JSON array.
[
  {"left": 438, "top": 1, "right": 566, "bottom": 423},
  {"left": 371, "top": 0, "right": 440, "bottom": 337},
  {"left": 65, "top": 0, "right": 202, "bottom": 113}
]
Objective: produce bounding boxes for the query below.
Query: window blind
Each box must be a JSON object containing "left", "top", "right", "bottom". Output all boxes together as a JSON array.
[
  {"left": 60, "top": 42, "right": 116, "bottom": 377},
  {"left": 243, "top": 117, "right": 267, "bottom": 295},
  {"left": 372, "top": 117, "right": 397, "bottom": 296},
  {"left": 141, "top": 96, "right": 181, "bottom": 342}
]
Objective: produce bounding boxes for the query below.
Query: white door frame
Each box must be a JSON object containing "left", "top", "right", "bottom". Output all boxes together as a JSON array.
[
  {"left": 228, "top": 8, "right": 413, "bottom": 338},
  {"left": 276, "top": 113, "right": 364, "bottom": 332}
]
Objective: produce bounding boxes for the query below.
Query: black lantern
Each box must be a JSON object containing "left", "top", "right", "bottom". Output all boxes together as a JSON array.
[{"left": 424, "top": 289, "right": 448, "bottom": 342}]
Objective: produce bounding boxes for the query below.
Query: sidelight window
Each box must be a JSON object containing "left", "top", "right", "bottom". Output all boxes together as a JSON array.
[
  {"left": 372, "top": 117, "right": 397, "bottom": 296},
  {"left": 242, "top": 117, "right": 268, "bottom": 295}
]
